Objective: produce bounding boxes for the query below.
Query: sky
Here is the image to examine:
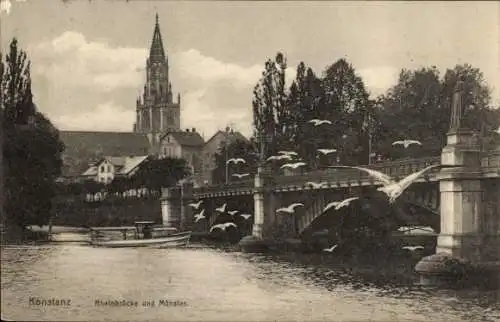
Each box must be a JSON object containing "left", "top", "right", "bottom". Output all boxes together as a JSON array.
[{"left": 1, "top": 0, "right": 499, "bottom": 139}]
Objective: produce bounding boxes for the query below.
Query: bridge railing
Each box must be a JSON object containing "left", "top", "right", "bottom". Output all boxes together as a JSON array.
[
  {"left": 274, "top": 156, "right": 441, "bottom": 187},
  {"left": 482, "top": 150, "right": 500, "bottom": 169},
  {"left": 193, "top": 152, "right": 498, "bottom": 196},
  {"left": 194, "top": 179, "right": 254, "bottom": 195}
]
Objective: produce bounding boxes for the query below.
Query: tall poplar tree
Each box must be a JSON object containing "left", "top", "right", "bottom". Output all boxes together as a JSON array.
[{"left": 1, "top": 38, "right": 64, "bottom": 228}]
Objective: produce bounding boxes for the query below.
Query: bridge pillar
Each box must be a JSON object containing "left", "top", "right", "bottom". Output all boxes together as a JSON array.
[
  {"left": 416, "top": 129, "right": 500, "bottom": 288},
  {"left": 180, "top": 181, "right": 194, "bottom": 231},
  {"left": 239, "top": 164, "right": 277, "bottom": 252},
  {"left": 160, "top": 187, "right": 181, "bottom": 228},
  {"left": 252, "top": 165, "right": 277, "bottom": 239}
]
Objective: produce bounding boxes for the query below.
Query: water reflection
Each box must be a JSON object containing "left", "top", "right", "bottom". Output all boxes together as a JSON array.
[{"left": 1, "top": 244, "right": 499, "bottom": 321}]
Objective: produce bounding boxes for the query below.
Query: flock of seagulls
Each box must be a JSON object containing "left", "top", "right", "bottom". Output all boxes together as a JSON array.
[
  {"left": 191, "top": 118, "right": 430, "bottom": 252},
  {"left": 189, "top": 200, "right": 253, "bottom": 232}
]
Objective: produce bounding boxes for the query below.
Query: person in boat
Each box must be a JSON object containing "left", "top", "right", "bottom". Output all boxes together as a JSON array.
[{"left": 142, "top": 224, "right": 152, "bottom": 239}]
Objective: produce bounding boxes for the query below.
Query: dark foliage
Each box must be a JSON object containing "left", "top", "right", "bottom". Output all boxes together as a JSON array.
[
  {"left": 212, "top": 139, "right": 258, "bottom": 185},
  {"left": 1, "top": 39, "right": 64, "bottom": 228}
]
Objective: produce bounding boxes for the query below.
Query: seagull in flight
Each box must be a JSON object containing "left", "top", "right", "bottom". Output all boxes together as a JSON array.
[
  {"left": 267, "top": 154, "right": 293, "bottom": 161},
  {"left": 317, "top": 149, "right": 337, "bottom": 155},
  {"left": 323, "top": 197, "right": 359, "bottom": 212},
  {"left": 308, "top": 119, "right": 332, "bottom": 126},
  {"left": 281, "top": 162, "right": 306, "bottom": 170},
  {"left": 328, "top": 164, "right": 453, "bottom": 203},
  {"left": 215, "top": 203, "right": 227, "bottom": 213},
  {"left": 323, "top": 244, "right": 338, "bottom": 252},
  {"left": 232, "top": 173, "right": 250, "bottom": 179},
  {"left": 188, "top": 200, "right": 203, "bottom": 210},
  {"left": 278, "top": 151, "right": 299, "bottom": 157},
  {"left": 392, "top": 140, "right": 422, "bottom": 148},
  {"left": 210, "top": 222, "right": 238, "bottom": 232},
  {"left": 228, "top": 210, "right": 239, "bottom": 216},
  {"left": 323, "top": 201, "right": 340, "bottom": 212},
  {"left": 194, "top": 210, "right": 206, "bottom": 223},
  {"left": 227, "top": 158, "right": 246, "bottom": 165},
  {"left": 305, "top": 181, "right": 328, "bottom": 189},
  {"left": 277, "top": 203, "right": 304, "bottom": 214},
  {"left": 402, "top": 245, "right": 424, "bottom": 252},
  {"left": 240, "top": 214, "right": 252, "bottom": 220}
]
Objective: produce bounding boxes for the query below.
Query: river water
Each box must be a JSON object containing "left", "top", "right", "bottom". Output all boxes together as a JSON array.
[{"left": 1, "top": 243, "right": 499, "bottom": 321}]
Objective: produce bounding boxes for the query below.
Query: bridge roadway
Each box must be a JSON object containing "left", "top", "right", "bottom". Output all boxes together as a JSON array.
[{"left": 194, "top": 151, "right": 500, "bottom": 199}]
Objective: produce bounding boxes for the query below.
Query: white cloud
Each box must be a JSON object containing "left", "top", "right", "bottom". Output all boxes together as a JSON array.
[
  {"left": 0, "top": 0, "right": 11, "bottom": 15},
  {"left": 358, "top": 66, "right": 399, "bottom": 97},
  {"left": 174, "top": 49, "right": 263, "bottom": 89},
  {"left": 181, "top": 88, "right": 254, "bottom": 138},
  {"left": 32, "top": 31, "right": 148, "bottom": 92},
  {"left": 172, "top": 49, "right": 297, "bottom": 138},
  {"left": 30, "top": 32, "right": 298, "bottom": 139},
  {"left": 53, "top": 102, "right": 135, "bottom": 132}
]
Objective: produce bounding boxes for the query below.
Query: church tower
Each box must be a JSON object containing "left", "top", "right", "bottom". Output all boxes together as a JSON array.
[{"left": 134, "top": 14, "right": 181, "bottom": 149}]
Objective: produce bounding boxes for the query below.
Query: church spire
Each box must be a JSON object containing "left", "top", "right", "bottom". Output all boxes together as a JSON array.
[{"left": 149, "top": 13, "right": 166, "bottom": 63}]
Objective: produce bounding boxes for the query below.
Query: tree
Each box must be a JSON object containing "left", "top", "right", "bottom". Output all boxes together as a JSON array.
[
  {"left": 252, "top": 52, "right": 289, "bottom": 161},
  {"left": 131, "top": 157, "right": 190, "bottom": 191},
  {"left": 212, "top": 139, "right": 258, "bottom": 184},
  {"left": 375, "top": 67, "right": 444, "bottom": 159},
  {"left": 286, "top": 63, "right": 326, "bottom": 168},
  {"left": 1, "top": 38, "right": 64, "bottom": 228},
  {"left": 375, "top": 64, "right": 500, "bottom": 160},
  {"left": 320, "top": 58, "right": 371, "bottom": 165}
]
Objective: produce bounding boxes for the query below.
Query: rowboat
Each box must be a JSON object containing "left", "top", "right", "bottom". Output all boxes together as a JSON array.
[{"left": 88, "top": 221, "right": 191, "bottom": 248}]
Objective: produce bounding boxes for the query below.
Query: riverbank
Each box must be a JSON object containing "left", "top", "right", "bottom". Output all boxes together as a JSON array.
[
  {"left": 0, "top": 225, "right": 50, "bottom": 245},
  {"left": 0, "top": 225, "right": 90, "bottom": 245}
]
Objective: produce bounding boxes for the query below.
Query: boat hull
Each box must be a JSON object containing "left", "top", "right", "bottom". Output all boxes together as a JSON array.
[{"left": 89, "top": 232, "right": 191, "bottom": 248}]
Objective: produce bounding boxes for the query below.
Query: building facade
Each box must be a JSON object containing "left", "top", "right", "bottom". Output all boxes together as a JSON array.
[
  {"left": 160, "top": 129, "right": 204, "bottom": 186},
  {"left": 201, "top": 127, "right": 249, "bottom": 186},
  {"left": 81, "top": 156, "right": 149, "bottom": 184},
  {"left": 134, "top": 14, "right": 181, "bottom": 153}
]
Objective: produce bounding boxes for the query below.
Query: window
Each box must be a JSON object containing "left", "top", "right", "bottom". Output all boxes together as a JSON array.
[
  {"left": 100, "top": 165, "right": 105, "bottom": 172},
  {"left": 107, "top": 165, "right": 111, "bottom": 172}
]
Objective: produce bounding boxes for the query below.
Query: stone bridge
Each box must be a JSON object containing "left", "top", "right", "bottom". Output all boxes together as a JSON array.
[{"left": 161, "top": 150, "right": 499, "bottom": 239}]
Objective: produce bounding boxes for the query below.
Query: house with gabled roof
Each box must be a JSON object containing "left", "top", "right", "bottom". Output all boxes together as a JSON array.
[
  {"left": 60, "top": 131, "right": 151, "bottom": 182},
  {"left": 201, "top": 127, "right": 249, "bottom": 186},
  {"left": 159, "top": 128, "right": 204, "bottom": 186},
  {"left": 81, "top": 155, "right": 150, "bottom": 184}
]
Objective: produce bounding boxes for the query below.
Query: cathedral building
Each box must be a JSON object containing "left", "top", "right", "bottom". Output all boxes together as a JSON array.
[
  {"left": 58, "top": 14, "right": 246, "bottom": 188},
  {"left": 134, "top": 14, "right": 181, "bottom": 153}
]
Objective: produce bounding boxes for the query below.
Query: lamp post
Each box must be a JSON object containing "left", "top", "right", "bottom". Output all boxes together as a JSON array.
[
  {"left": 225, "top": 134, "right": 229, "bottom": 184},
  {"left": 368, "top": 131, "right": 373, "bottom": 165}
]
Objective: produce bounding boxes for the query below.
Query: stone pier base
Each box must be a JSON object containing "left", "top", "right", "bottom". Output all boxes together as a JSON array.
[
  {"left": 238, "top": 235, "right": 273, "bottom": 253},
  {"left": 415, "top": 253, "right": 500, "bottom": 289}
]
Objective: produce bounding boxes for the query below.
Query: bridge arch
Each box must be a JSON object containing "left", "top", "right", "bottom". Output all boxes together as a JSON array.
[{"left": 297, "top": 186, "right": 440, "bottom": 237}]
